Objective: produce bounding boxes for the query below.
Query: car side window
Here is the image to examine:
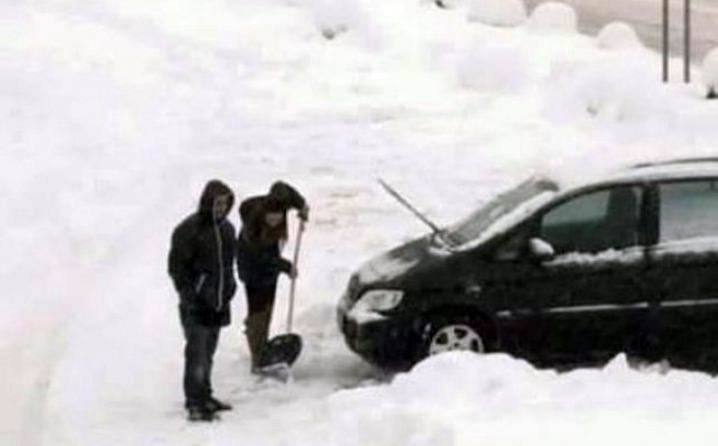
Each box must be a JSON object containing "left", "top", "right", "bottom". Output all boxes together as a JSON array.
[
  {"left": 659, "top": 180, "right": 718, "bottom": 243},
  {"left": 540, "top": 186, "right": 641, "bottom": 255}
]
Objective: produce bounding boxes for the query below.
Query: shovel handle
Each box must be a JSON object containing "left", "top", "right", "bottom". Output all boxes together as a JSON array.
[{"left": 287, "top": 218, "right": 305, "bottom": 333}]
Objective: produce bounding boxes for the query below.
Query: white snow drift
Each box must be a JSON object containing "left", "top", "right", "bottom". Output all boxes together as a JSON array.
[
  {"left": 4, "top": 0, "right": 718, "bottom": 445},
  {"left": 457, "top": 43, "right": 530, "bottom": 91},
  {"left": 597, "top": 21, "right": 643, "bottom": 50},
  {"left": 322, "top": 352, "right": 718, "bottom": 446},
  {"left": 528, "top": 2, "right": 578, "bottom": 33},
  {"left": 467, "top": 0, "right": 527, "bottom": 27},
  {"left": 308, "top": 0, "right": 367, "bottom": 39}
]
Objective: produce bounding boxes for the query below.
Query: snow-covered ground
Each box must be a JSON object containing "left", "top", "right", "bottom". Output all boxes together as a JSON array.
[{"left": 3, "top": 0, "right": 718, "bottom": 445}]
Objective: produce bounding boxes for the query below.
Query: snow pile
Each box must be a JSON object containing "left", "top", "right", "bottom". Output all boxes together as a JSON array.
[
  {"left": 6, "top": 0, "right": 718, "bottom": 444},
  {"left": 702, "top": 48, "right": 718, "bottom": 96},
  {"left": 309, "top": 0, "right": 368, "bottom": 39},
  {"left": 528, "top": 2, "right": 578, "bottom": 33},
  {"left": 545, "top": 57, "right": 673, "bottom": 126},
  {"left": 597, "top": 21, "right": 643, "bottom": 50},
  {"left": 456, "top": 43, "right": 530, "bottom": 91},
  {"left": 467, "top": 0, "right": 527, "bottom": 27},
  {"left": 323, "top": 352, "right": 718, "bottom": 445}
]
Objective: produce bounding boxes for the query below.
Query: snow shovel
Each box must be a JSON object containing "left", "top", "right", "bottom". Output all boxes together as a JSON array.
[{"left": 258, "top": 219, "right": 305, "bottom": 380}]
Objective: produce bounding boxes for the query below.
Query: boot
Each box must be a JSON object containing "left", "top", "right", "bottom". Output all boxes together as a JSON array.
[
  {"left": 187, "top": 405, "right": 217, "bottom": 422},
  {"left": 206, "top": 397, "right": 233, "bottom": 412},
  {"left": 245, "top": 311, "right": 268, "bottom": 372}
]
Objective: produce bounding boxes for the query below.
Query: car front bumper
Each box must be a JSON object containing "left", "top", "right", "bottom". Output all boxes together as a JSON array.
[{"left": 337, "top": 293, "right": 415, "bottom": 368}]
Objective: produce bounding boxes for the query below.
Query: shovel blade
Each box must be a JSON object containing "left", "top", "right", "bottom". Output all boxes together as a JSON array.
[{"left": 261, "top": 333, "right": 302, "bottom": 368}]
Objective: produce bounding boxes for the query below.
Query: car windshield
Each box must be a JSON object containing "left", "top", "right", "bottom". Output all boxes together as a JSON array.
[{"left": 440, "top": 176, "right": 559, "bottom": 247}]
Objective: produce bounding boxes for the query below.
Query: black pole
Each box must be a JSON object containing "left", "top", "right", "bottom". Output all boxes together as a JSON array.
[
  {"left": 684, "top": 0, "right": 691, "bottom": 83},
  {"left": 663, "top": 0, "right": 670, "bottom": 82}
]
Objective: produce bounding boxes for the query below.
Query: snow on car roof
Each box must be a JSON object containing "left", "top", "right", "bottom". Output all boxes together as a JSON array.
[
  {"left": 559, "top": 158, "right": 718, "bottom": 193},
  {"left": 611, "top": 160, "right": 718, "bottom": 183}
]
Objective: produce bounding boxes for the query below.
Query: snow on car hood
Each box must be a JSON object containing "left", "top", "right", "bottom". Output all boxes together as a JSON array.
[{"left": 356, "top": 236, "right": 433, "bottom": 284}]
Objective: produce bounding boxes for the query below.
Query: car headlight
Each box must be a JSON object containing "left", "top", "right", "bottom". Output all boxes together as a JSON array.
[{"left": 354, "top": 290, "right": 404, "bottom": 312}]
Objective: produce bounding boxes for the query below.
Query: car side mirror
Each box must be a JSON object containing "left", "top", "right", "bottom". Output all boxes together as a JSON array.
[{"left": 528, "top": 238, "right": 555, "bottom": 261}]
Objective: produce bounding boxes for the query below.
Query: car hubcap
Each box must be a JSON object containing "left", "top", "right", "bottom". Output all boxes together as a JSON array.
[{"left": 429, "top": 324, "right": 484, "bottom": 356}]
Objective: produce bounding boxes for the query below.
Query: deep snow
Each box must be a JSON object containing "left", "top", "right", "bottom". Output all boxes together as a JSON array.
[{"left": 3, "top": 0, "right": 718, "bottom": 445}]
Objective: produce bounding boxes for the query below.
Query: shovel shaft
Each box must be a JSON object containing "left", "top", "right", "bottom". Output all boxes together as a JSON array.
[{"left": 287, "top": 219, "right": 305, "bottom": 333}]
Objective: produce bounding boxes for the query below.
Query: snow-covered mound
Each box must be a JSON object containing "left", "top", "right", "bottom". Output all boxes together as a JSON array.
[
  {"left": 309, "top": 0, "right": 367, "bottom": 39},
  {"left": 467, "top": 0, "right": 527, "bottom": 27},
  {"left": 323, "top": 352, "right": 718, "bottom": 446},
  {"left": 545, "top": 56, "right": 675, "bottom": 128},
  {"left": 597, "top": 21, "right": 643, "bottom": 50},
  {"left": 528, "top": 2, "right": 578, "bottom": 33},
  {"left": 457, "top": 43, "right": 529, "bottom": 91},
  {"left": 702, "top": 47, "right": 718, "bottom": 96},
  {"left": 4, "top": 0, "right": 718, "bottom": 445}
]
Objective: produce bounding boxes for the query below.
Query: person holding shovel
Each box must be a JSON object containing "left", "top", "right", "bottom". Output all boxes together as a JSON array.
[{"left": 236, "top": 181, "right": 309, "bottom": 374}]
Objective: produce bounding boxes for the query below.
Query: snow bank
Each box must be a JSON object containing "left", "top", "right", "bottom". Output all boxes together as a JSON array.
[
  {"left": 7, "top": 0, "right": 718, "bottom": 444},
  {"left": 545, "top": 56, "right": 673, "bottom": 126},
  {"left": 597, "top": 21, "right": 643, "bottom": 50},
  {"left": 702, "top": 47, "right": 718, "bottom": 96},
  {"left": 467, "top": 0, "right": 527, "bottom": 27},
  {"left": 528, "top": 2, "right": 578, "bottom": 33},
  {"left": 457, "top": 43, "right": 530, "bottom": 92},
  {"left": 309, "top": 0, "right": 368, "bottom": 39},
  {"left": 325, "top": 352, "right": 718, "bottom": 445}
]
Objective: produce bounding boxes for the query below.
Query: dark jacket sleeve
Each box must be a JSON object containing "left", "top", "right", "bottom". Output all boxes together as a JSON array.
[
  {"left": 274, "top": 257, "right": 293, "bottom": 274},
  {"left": 168, "top": 222, "right": 196, "bottom": 300}
]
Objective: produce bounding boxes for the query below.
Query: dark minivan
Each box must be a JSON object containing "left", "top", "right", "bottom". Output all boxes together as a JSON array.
[{"left": 338, "top": 159, "right": 718, "bottom": 371}]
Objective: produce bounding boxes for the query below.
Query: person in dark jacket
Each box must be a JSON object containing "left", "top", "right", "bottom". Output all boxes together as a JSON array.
[
  {"left": 236, "top": 181, "right": 308, "bottom": 372},
  {"left": 168, "top": 179, "right": 237, "bottom": 422}
]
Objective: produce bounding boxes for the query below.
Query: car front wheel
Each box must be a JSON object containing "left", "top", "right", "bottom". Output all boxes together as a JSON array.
[
  {"left": 419, "top": 314, "right": 490, "bottom": 360},
  {"left": 429, "top": 323, "right": 485, "bottom": 355}
]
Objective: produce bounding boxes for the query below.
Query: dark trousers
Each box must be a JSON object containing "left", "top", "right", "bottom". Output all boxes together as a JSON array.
[
  {"left": 180, "top": 309, "right": 220, "bottom": 408},
  {"left": 243, "top": 280, "right": 278, "bottom": 368}
]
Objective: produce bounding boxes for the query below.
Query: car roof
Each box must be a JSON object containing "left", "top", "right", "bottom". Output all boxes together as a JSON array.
[
  {"left": 562, "top": 157, "right": 718, "bottom": 192},
  {"left": 449, "top": 158, "right": 718, "bottom": 252}
]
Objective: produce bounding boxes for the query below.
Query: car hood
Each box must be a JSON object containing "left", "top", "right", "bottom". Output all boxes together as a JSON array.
[{"left": 355, "top": 234, "right": 470, "bottom": 290}]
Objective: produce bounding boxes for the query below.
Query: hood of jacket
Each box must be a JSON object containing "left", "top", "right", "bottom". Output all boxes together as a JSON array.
[{"left": 198, "top": 179, "right": 235, "bottom": 222}]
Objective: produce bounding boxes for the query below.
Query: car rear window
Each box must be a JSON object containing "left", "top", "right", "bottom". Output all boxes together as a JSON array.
[{"left": 659, "top": 180, "right": 718, "bottom": 243}]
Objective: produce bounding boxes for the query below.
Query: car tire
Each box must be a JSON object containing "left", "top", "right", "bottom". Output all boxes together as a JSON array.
[{"left": 417, "top": 313, "right": 492, "bottom": 361}]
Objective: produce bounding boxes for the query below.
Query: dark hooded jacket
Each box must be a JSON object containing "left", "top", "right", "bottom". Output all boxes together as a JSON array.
[
  {"left": 168, "top": 180, "right": 237, "bottom": 327},
  {"left": 236, "top": 181, "right": 306, "bottom": 287}
]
